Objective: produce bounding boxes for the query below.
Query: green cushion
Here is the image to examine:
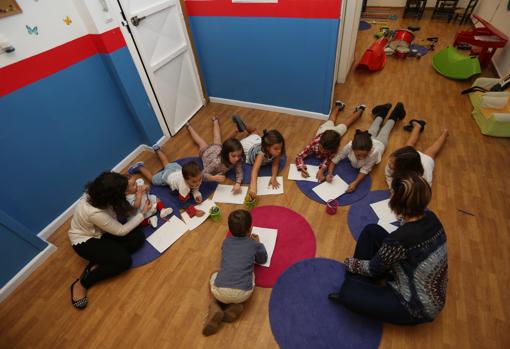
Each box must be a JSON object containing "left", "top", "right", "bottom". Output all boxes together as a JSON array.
[{"left": 432, "top": 46, "right": 481, "bottom": 79}]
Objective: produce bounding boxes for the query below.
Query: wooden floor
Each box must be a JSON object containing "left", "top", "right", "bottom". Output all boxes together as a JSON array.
[{"left": 2, "top": 9, "right": 510, "bottom": 349}]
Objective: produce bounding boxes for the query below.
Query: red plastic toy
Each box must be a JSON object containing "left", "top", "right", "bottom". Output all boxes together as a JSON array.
[
  {"left": 357, "top": 37, "right": 389, "bottom": 71},
  {"left": 453, "top": 15, "right": 508, "bottom": 67}
]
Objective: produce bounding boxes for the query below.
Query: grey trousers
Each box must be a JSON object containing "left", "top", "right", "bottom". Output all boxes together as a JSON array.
[{"left": 368, "top": 117, "right": 395, "bottom": 147}]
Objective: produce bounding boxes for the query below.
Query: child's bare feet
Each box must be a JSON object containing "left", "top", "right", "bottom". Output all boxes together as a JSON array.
[
  {"left": 212, "top": 116, "right": 219, "bottom": 122},
  {"left": 442, "top": 129, "right": 449, "bottom": 137}
]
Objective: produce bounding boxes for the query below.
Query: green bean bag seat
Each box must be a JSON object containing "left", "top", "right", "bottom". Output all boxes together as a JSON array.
[{"left": 432, "top": 46, "right": 481, "bottom": 79}]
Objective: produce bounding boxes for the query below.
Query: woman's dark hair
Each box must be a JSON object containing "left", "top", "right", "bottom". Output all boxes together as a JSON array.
[
  {"left": 319, "top": 130, "right": 341, "bottom": 152},
  {"left": 391, "top": 146, "right": 424, "bottom": 178},
  {"left": 182, "top": 161, "right": 201, "bottom": 179},
  {"left": 261, "top": 129, "right": 286, "bottom": 156},
  {"left": 86, "top": 172, "right": 134, "bottom": 217},
  {"left": 390, "top": 172, "right": 431, "bottom": 218},
  {"left": 352, "top": 129, "right": 372, "bottom": 151},
  {"left": 229, "top": 209, "right": 252, "bottom": 237},
  {"left": 221, "top": 138, "right": 245, "bottom": 165}
]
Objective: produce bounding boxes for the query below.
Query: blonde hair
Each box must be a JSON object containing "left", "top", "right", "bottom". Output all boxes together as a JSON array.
[{"left": 389, "top": 172, "right": 431, "bottom": 218}]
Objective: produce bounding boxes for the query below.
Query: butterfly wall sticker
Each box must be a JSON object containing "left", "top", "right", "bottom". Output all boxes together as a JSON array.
[
  {"left": 63, "top": 16, "right": 72, "bottom": 25},
  {"left": 26, "top": 25, "right": 39, "bottom": 35}
]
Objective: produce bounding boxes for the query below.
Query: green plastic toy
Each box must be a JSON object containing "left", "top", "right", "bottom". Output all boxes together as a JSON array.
[
  {"left": 244, "top": 193, "right": 256, "bottom": 209},
  {"left": 432, "top": 46, "right": 481, "bottom": 79},
  {"left": 209, "top": 206, "right": 221, "bottom": 222}
]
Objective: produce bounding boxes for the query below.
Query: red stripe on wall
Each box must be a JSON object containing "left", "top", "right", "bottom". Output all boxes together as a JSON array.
[
  {"left": 185, "top": 0, "right": 341, "bottom": 19},
  {"left": 0, "top": 28, "right": 126, "bottom": 97}
]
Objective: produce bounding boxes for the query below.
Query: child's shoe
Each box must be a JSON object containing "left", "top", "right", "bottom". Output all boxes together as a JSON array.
[
  {"left": 232, "top": 115, "right": 247, "bottom": 132},
  {"left": 335, "top": 100, "right": 346, "bottom": 111},
  {"left": 160, "top": 207, "right": 173, "bottom": 218},
  {"left": 371, "top": 103, "right": 392, "bottom": 119},
  {"left": 128, "top": 161, "right": 144, "bottom": 174},
  {"left": 148, "top": 216, "right": 158, "bottom": 228},
  {"left": 389, "top": 102, "right": 406, "bottom": 121},
  {"left": 152, "top": 144, "right": 161, "bottom": 152},
  {"left": 202, "top": 301, "right": 224, "bottom": 336},
  {"left": 222, "top": 303, "right": 244, "bottom": 322},
  {"left": 403, "top": 119, "right": 426, "bottom": 133},
  {"left": 355, "top": 104, "right": 367, "bottom": 112}
]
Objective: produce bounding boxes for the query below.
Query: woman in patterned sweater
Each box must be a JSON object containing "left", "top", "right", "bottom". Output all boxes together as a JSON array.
[{"left": 329, "top": 172, "right": 448, "bottom": 324}]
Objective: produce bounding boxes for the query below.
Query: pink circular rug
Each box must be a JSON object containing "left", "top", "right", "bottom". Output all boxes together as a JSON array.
[{"left": 230, "top": 205, "right": 317, "bottom": 288}]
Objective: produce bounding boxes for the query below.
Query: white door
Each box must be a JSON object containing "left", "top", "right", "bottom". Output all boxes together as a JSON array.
[
  {"left": 335, "top": 0, "right": 363, "bottom": 84},
  {"left": 116, "top": 0, "right": 204, "bottom": 135}
]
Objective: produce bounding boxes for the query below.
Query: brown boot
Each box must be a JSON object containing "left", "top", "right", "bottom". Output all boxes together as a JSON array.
[
  {"left": 202, "top": 301, "right": 224, "bottom": 336},
  {"left": 222, "top": 303, "right": 244, "bottom": 322}
]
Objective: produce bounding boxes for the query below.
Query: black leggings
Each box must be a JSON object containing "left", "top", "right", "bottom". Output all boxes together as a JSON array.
[
  {"left": 73, "top": 228, "right": 145, "bottom": 289},
  {"left": 338, "top": 224, "right": 424, "bottom": 325}
]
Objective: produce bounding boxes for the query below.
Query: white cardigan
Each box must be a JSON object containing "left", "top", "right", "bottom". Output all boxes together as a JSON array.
[{"left": 68, "top": 195, "right": 144, "bottom": 245}]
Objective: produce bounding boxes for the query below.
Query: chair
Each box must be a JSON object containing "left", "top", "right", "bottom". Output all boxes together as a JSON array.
[
  {"left": 431, "top": 0, "right": 459, "bottom": 21},
  {"left": 449, "top": 0, "right": 479, "bottom": 25},
  {"left": 403, "top": 0, "right": 426, "bottom": 19},
  {"left": 468, "top": 78, "right": 510, "bottom": 137}
]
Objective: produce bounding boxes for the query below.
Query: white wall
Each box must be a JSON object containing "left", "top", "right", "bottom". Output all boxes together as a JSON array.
[
  {"left": 473, "top": 0, "right": 510, "bottom": 77},
  {"left": 0, "top": 0, "right": 117, "bottom": 68}
]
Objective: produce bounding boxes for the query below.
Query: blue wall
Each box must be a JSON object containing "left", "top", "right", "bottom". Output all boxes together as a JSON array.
[
  {"left": 0, "top": 48, "right": 162, "bottom": 235},
  {"left": 102, "top": 48, "right": 163, "bottom": 143},
  {"left": 0, "top": 210, "right": 48, "bottom": 287},
  {"left": 189, "top": 16, "right": 339, "bottom": 114}
]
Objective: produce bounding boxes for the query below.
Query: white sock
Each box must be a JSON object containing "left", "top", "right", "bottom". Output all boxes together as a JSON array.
[
  {"left": 160, "top": 207, "right": 173, "bottom": 218},
  {"left": 148, "top": 216, "right": 158, "bottom": 228}
]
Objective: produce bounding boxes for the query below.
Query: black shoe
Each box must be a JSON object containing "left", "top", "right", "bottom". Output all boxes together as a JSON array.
[
  {"left": 389, "top": 102, "right": 406, "bottom": 121},
  {"left": 371, "top": 103, "right": 392, "bottom": 119},
  {"left": 232, "top": 115, "right": 247, "bottom": 133},
  {"left": 335, "top": 100, "right": 346, "bottom": 111},
  {"left": 328, "top": 292, "right": 342, "bottom": 304},
  {"left": 70, "top": 279, "right": 88, "bottom": 310},
  {"left": 403, "top": 119, "right": 426, "bottom": 132}
]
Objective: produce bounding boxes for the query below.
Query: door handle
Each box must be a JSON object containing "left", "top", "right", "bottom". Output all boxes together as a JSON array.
[{"left": 130, "top": 15, "right": 146, "bottom": 26}]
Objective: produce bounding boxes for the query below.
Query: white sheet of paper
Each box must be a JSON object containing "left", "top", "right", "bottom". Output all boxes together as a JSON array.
[
  {"left": 252, "top": 226, "right": 278, "bottom": 267},
  {"left": 377, "top": 220, "right": 399, "bottom": 233},
  {"left": 287, "top": 164, "right": 320, "bottom": 182},
  {"left": 370, "top": 199, "right": 398, "bottom": 223},
  {"left": 256, "top": 176, "right": 284, "bottom": 196},
  {"left": 311, "top": 175, "right": 349, "bottom": 202},
  {"left": 212, "top": 184, "right": 248, "bottom": 204},
  {"left": 146, "top": 216, "right": 188, "bottom": 253},
  {"left": 181, "top": 199, "right": 216, "bottom": 230}
]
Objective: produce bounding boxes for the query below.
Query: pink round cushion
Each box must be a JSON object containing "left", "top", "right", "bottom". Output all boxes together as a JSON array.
[{"left": 227, "top": 205, "right": 317, "bottom": 288}]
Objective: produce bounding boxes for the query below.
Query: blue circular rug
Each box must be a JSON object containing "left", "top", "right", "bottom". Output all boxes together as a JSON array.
[
  {"left": 269, "top": 258, "right": 383, "bottom": 349},
  {"left": 347, "top": 190, "right": 400, "bottom": 240},
  {"left": 295, "top": 157, "right": 371, "bottom": 206},
  {"left": 130, "top": 157, "right": 218, "bottom": 267},
  {"left": 359, "top": 20, "right": 372, "bottom": 31},
  {"left": 226, "top": 155, "right": 287, "bottom": 184}
]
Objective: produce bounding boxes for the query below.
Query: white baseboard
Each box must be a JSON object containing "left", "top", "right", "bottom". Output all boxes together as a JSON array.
[
  {"left": 0, "top": 244, "right": 57, "bottom": 303},
  {"left": 38, "top": 138, "right": 169, "bottom": 240},
  {"left": 209, "top": 97, "right": 329, "bottom": 120}
]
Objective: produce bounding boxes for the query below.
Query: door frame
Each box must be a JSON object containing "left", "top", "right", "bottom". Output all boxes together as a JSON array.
[
  {"left": 106, "top": 0, "right": 206, "bottom": 137},
  {"left": 334, "top": 0, "right": 362, "bottom": 85}
]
